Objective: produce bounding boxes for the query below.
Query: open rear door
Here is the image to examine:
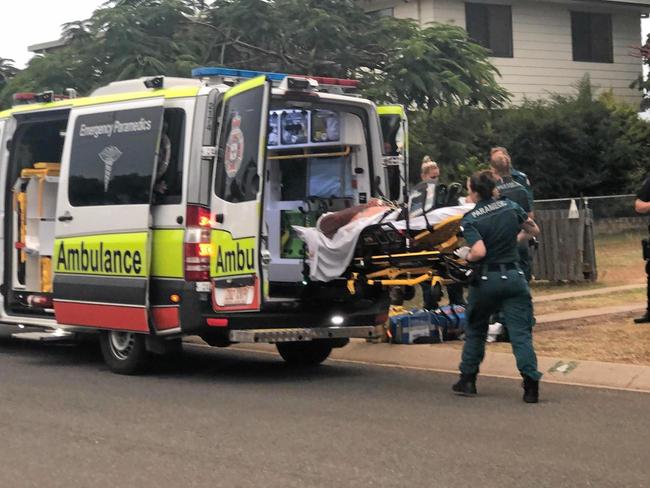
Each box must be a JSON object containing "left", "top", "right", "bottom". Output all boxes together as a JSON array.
[
  {"left": 210, "top": 76, "right": 271, "bottom": 312},
  {"left": 378, "top": 105, "right": 409, "bottom": 202},
  {"left": 53, "top": 98, "right": 164, "bottom": 332}
]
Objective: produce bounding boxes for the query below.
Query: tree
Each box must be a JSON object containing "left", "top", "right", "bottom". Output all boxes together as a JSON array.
[
  {"left": 410, "top": 77, "right": 650, "bottom": 198},
  {"left": 0, "top": 0, "right": 508, "bottom": 111},
  {"left": 362, "top": 21, "right": 509, "bottom": 111},
  {"left": 0, "top": 57, "right": 19, "bottom": 90}
]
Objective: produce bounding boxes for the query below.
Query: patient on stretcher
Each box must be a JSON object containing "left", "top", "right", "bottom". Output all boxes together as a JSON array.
[{"left": 294, "top": 182, "right": 474, "bottom": 282}]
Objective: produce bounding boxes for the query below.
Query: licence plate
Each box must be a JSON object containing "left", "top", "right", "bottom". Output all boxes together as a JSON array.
[{"left": 215, "top": 285, "right": 254, "bottom": 307}]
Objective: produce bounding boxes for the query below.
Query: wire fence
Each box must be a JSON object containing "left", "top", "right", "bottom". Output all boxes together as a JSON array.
[{"left": 534, "top": 194, "right": 645, "bottom": 236}]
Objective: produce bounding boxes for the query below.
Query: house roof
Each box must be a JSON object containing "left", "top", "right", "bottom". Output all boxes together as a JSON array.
[{"left": 28, "top": 38, "right": 67, "bottom": 54}]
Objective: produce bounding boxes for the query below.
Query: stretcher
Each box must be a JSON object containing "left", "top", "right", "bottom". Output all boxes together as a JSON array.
[
  {"left": 293, "top": 180, "right": 475, "bottom": 302},
  {"left": 346, "top": 213, "right": 474, "bottom": 298}
]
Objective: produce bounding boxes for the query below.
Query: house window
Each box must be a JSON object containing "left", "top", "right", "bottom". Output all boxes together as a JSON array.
[
  {"left": 368, "top": 7, "right": 394, "bottom": 18},
  {"left": 465, "top": 3, "right": 513, "bottom": 58},
  {"left": 571, "top": 12, "right": 613, "bottom": 63}
]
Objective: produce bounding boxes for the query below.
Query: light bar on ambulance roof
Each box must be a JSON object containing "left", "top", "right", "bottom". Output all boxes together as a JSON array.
[
  {"left": 192, "top": 66, "right": 287, "bottom": 82},
  {"left": 191, "top": 66, "right": 360, "bottom": 89}
]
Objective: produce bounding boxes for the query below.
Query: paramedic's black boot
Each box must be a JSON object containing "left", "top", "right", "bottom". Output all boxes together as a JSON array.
[
  {"left": 634, "top": 312, "right": 650, "bottom": 324},
  {"left": 452, "top": 373, "right": 477, "bottom": 396},
  {"left": 522, "top": 375, "right": 539, "bottom": 404}
]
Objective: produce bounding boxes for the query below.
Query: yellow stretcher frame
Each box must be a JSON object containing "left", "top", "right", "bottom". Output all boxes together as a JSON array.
[{"left": 346, "top": 214, "right": 466, "bottom": 295}]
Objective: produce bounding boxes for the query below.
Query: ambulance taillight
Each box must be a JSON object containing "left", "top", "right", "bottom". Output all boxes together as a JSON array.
[{"left": 184, "top": 205, "right": 212, "bottom": 282}]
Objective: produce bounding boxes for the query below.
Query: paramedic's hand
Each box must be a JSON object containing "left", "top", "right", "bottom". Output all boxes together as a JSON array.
[{"left": 454, "top": 246, "right": 471, "bottom": 261}]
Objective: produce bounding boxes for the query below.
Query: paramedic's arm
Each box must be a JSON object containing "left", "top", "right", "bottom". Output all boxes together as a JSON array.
[
  {"left": 521, "top": 218, "right": 540, "bottom": 238},
  {"left": 514, "top": 202, "right": 539, "bottom": 238},
  {"left": 526, "top": 189, "right": 535, "bottom": 220},
  {"left": 635, "top": 199, "right": 650, "bottom": 214},
  {"left": 466, "top": 240, "right": 487, "bottom": 262},
  {"left": 635, "top": 178, "right": 650, "bottom": 214},
  {"left": 462, "top": 220, "right": 486, "bottom": 262}
]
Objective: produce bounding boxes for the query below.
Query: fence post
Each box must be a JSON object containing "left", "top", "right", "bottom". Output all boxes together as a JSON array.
[{"left": 582, "top": 197, "right": 598, "bottom": 281}]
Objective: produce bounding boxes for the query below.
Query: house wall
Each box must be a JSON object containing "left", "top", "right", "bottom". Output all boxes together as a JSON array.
[{"left": 360, "top": 0, "right": 646, "bottom": 106}]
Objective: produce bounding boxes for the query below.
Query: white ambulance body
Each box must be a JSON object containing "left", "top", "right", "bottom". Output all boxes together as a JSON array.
[{"left": 0, "top": 68, "right": 408, "bottom": 373}]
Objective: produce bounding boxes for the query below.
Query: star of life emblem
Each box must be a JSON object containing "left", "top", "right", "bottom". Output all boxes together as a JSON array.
[
  {"left": 225, "top": 114, "right": 244, "bottom": 178},
  {"left": 98, "top": 146, "right": 123, "bottom": 192}
]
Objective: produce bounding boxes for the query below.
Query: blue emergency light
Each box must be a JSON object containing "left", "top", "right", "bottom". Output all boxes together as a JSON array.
[
  {"left": 192, "top": 66, "right": 287, "bottom": 82},
  {"left": 191, "top": 66, "right": 360, "bottom": 89}
]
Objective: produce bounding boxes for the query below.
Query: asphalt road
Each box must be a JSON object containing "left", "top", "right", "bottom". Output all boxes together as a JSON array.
[{"left": 0, "top": 332, "right": 648, "bottom": 488}]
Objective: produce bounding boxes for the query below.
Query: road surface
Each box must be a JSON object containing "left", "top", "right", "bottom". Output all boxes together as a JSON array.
[{"left": 0, "top": 333, "right": 647, "bottom": 488}]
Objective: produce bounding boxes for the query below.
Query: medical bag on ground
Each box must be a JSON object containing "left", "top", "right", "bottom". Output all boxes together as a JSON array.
[
  {"left": 431, "top": 305, "right": 466, "bottom": 341},
  {"left": 389, "top": 309, "right": 435, "bottom": 344},
  {"left": 389, "top": 305, "right": 467, "bottom": 344}
]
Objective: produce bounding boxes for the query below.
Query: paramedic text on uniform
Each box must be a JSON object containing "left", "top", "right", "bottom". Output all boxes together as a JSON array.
[
  {"left": 633, "top": 176, "right": 650, "bottom": 324},
  {"left": 453, "top": 171, "right": 542, "bottom": 403}
]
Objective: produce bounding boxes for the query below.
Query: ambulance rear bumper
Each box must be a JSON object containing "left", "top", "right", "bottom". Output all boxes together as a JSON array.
[
  {"left": 202, "top": 304, "right": 388, "bottom": 332},
  {"left": 228, "top": 325, "right": 379, "bottom": 344}
]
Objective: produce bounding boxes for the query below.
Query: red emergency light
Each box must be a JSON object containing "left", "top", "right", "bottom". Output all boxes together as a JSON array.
[
  {"left": 13, "top": 92, "right": 37, "bottom": 104},
  {"left": 299, "top": 76, "right": 360, "bottom": 88},
  {"left": 12, "top": 91, "right": 69, "bottom": 106}
]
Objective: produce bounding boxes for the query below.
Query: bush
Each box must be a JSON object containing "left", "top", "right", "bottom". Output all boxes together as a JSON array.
[{"left": 410, "top": 78, "right": 650, "bottom": 199}]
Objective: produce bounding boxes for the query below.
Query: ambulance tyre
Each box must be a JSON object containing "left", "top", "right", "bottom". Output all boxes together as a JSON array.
[
  {"left": 99, "top": 331, "right": 149, "bottom": 375},
  {"left": 276, "top": 341, "right": 333, "bottom": 367}
]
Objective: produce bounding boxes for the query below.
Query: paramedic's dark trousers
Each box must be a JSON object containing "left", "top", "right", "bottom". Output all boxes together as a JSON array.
[
  {"left": 518, "top": 243, "right": 532, "bottom": 282},
  {"left": 460, "top": 269, "right": 542, "bottom": 381}
]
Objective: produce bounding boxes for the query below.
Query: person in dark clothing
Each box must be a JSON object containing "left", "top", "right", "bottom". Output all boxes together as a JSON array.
[
  {"left": 633, "top": 177, "right": 650, "bottom": 324},
  {"left": 490, "top": 147, "right": 534, "bottom": 200},
  {"left": 453, "top": 171, "right": 542, "bottom": 403},
  {"left": 490, "top": 150, "right": 534, "bottom": 281}
]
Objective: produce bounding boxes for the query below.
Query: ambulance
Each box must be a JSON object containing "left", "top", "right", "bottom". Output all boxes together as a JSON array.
[{"left": 0, "top": 67, "right": 409, "bottom": 374}]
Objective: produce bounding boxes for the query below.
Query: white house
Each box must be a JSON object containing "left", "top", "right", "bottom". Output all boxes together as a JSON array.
[{"left": 360, "top": 0, "right": 650, "bottom": 105}]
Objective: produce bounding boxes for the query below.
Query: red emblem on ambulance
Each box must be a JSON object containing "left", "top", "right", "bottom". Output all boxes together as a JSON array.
[{"left": 225, "top": 114, "right": 244, "bottom": 178}]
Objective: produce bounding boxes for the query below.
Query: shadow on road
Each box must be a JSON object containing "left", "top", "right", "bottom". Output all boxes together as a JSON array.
[{"left": 0, "top": 334, "right": 363, "bottom": 384}]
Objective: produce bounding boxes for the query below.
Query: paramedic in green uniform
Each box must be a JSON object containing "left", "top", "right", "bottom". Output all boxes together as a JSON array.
[
  {"left": 491, "top": 147, "right": 533, "bottom": 198},
  {"left": 453, "top": 171, "right": 542, "bottom": 403},
  {"left": 490, "top": 150, "right": 534, "bottom": 281}
]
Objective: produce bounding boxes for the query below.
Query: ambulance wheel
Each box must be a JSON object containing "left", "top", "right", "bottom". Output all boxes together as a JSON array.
[
  {"left": 99, "top": 331, "right": 149, "bottom": 375},
  {"left": 276, "top": 341, "right": 333, "bottom": 367}
]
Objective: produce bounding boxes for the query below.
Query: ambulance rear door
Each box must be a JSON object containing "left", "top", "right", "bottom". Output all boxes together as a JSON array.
[
  {"left": 210, "top": 76, "right": 271, "bottom": 312},
  {"left": 378, "top": 105, "right": 409, "bottom": 202},
  {"left": 53, "top": 98, "right": 165, "bottom": 332}
]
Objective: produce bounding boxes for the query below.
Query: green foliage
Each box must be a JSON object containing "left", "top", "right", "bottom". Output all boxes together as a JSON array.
[
  {"left": 0, "top": 57, "right": 19, "bottom": 92},
  {"left": 363, "top": 22, "right": 509, "bottom": 111},
  {"left": 410, "top": 77, "right": 650, "bottom": 198},
  {"left": 0, "top": 0, "right": 507, "bottom": 111}
]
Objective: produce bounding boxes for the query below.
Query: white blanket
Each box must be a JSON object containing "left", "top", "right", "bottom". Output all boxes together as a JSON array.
[{"left": 294, "top": 204, "right": 474, "bottom": 282}]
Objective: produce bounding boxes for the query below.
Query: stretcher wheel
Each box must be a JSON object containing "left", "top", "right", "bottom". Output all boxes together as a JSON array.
[
  {"left": 430, "top": 282, "right": 443, "bottom": 305},
  {"left": 276, "top": 340, "right": 333, "bottom": 366},
  {"left": 99, "top": 331, "right": 149, "bottom": 375},
  {"left": 403, "top": 286, "right": 416, "bottom": 301}
]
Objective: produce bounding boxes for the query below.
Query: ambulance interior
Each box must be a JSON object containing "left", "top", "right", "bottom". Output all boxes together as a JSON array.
[
  {"left": 4, "top": 111, "right": 68, "bottom": 316},
  {"left": 263, "top": 103, "right": 372, "bottom": 297}
]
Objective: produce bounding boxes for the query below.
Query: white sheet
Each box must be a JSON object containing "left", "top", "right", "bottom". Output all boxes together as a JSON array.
[{"left": 293, "top": 204, "right": 474, "bottom": 282}]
